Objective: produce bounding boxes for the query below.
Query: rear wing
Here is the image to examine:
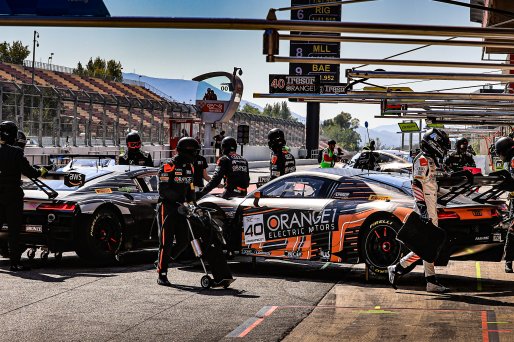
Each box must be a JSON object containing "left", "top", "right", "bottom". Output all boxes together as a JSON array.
[{"left": 437, "top": 170, "right": 514, "bottom": 205}]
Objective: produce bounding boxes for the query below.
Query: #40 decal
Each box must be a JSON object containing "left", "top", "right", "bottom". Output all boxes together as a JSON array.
[{"left": 243, "top": 214, "right": 266, "bottom": 244}]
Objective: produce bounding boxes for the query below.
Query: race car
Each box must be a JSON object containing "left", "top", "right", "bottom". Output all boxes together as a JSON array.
[
  {"left": 345, "top": 150, "right": 412, "bottom": 173},
  {"left": 0, "top": 166, "right": 160, "bottom": 263},
  {"left": 199, "top": 168, "right": 503, "bottom": 278}
]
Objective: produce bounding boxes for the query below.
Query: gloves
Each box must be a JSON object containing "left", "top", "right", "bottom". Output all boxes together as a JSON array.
[
  {"left": 39, "top": 167, "right": 48, "bottom": 177},
  {"left": 416, "top": 201, "right": 432, "bottom": 225}
]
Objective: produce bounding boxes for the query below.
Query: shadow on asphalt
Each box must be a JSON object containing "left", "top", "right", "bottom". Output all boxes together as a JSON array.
[
  {"left": 168, "top": 283, "right": 260, "bottom": 298},
  {"left": 0, "top": 250, "right": 157, "bottom": 282}
]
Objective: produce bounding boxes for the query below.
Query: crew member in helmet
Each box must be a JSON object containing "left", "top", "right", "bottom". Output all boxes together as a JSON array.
[
  {"left": 197, "top": 136, "right": 250, "bottom": 200},
  {"left": 119, "top": 131, "right": 153, "bottom": 167},
  {"left": 320, "top": 140, "right": 337, "bottom": 168},
  {"left": 156, "top": 137, "right": 198, "bottom": 286},
  {"left": 268, "top": 128, "right": 296, "bottom": 180},
  {"left": 15, "top": 131, "right": 27, "bottom": 150},
  {"left": 388, "top": 128, "right": 451, "bottom": 293},
  {"left": 444, "top": 137, "right": 476, "bottom": 172},
  {"left": 0, "top": 121, "right": 47, "bottom": 271},
  {"left": 495, "top": 136, "right": 514, "bottom": 273}
]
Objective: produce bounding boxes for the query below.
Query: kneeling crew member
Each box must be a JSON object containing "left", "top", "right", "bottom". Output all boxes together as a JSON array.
[
  {"left": 444, "top": 137, "right": 476, "bottom": 172},
  {"left": 197, "top": 136, "right": 250, "bottom": 200},
  {"left": 156, "top": 137, "right": 198, "bottom": 286},
  {"left": 0, "top": 121, "right": 47, "bottom": 271},
  {"left": 268, "top": 128, "right": 296, "bottom": 180},
  {"left": 119, "top": 131, "right": 153, "bottom": 167},
  {"left": 388, "top": 128, "right": 451, "bottom": 293},
  {"left": 495, "top": 136, "right": 514, "bottom": 273}
]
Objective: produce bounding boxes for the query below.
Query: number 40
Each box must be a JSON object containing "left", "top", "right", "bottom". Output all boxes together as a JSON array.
[{"left": 245, "top": 223, "right": 263, "bottom": 236}]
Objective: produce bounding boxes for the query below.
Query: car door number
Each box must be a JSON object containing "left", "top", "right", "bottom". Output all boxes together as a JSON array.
[{"left": 243, "top": 214, "right": 266, "bottom": 244}]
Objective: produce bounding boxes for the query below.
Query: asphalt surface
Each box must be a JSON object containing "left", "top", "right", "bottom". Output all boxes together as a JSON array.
[{"left": 3, "top": 163, "right": 514, "bottom": 341}]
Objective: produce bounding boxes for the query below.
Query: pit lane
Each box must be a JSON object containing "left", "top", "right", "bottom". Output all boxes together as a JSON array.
[{"left": 1, "top": 253, "right": 513, "bottom": 341}]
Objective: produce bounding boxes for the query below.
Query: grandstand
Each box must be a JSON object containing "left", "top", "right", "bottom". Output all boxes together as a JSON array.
[
  {"left": 0, "top": 61, "right": 305, "bottom": 152},
  {"left": 0, "top": 61, "right": 197, "bottom": 147}
]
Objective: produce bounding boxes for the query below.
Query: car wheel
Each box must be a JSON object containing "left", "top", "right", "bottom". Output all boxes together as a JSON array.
[
  {"left": 76, "top": 209, "right": 123, "bottom": 264},
  {"left": 360, "top": 217, "right": 405, "bottom": 279}
]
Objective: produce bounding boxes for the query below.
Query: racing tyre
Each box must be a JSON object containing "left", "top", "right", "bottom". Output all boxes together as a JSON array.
[
  {"left": 201, "top": 275, "right": 212, "bottom": 289},
  {"left": 360, "top": 217, "right": 405, "bottom": 279},
  {"left": 76, "top": 209, "right": 123, "bottom": 264},
  {"left": 26, "top": 248, "right": 36, "bottom": 260}
]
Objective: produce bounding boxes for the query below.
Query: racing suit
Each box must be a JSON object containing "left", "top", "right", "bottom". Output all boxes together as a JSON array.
[
  {"left": 157, "top": 155, "right": 195, "bottom": 277},
  {"left": 444, "top": 151, "right": 476, "bottom": 172},
  {"left": 199, "top": 152, "right": 250, "bottom": 199},
  {"left": 0, "top": 143, "right": 43, "bottom": 267},
  {"left": 119, "top": 149, "right": 153, "bottom": 167},
  {"left": 320, "top": 148, "right": 335, "bottom": 168},
  {"left": 270, "top": 148, "right": 296, "bottom": 180},
  {"left": 398, "top": 152, "right": 438, "bottom": 277},
  {"left": 505, "top": 154, "right": 514, "bottom": 267}
]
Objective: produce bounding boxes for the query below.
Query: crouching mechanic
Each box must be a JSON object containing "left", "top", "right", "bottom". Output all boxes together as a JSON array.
[
  {"left": 388, "top": 128, "right": 451, "bottom": 293},
  {"left": 197, "top": 136, "right": 250, "bottom": 200},
  {"left": 268, "top": 128, "right": 296, "bottom": 180},
  {"left": 0, "top": 121, "right": 47, "bottom": 271},
  {"left": 156, "top": 137, "right": 198, "bottom": 286},
  {"left": 119, "top": 131, "right": 153, "bottom": 167},
  {"left": 494, "top": 136, "right": 514, "bottom": 273}
]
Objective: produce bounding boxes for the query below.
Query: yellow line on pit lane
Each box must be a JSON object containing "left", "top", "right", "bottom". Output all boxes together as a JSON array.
[{"left": 476, "top": 261, "right": 482, "bottom": 291}]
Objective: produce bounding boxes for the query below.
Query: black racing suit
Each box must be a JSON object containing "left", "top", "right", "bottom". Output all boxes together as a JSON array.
[
  {"left": 200, "top": 152, "right": 250, "bottom": 199},
  {"left": 270, "top": 148, "right": 296, "bottom": 180},
  {"left": 443, "top": 151, "right": 476, "bottom": 172},
  {"left": 157, "top": 155, "right": 195, "bottom": 276},
  {"left": 119, "top": 149, "right": 154, "bottom": 167},
  {"left": 0, "top": 144, "right": 42, "bottom": 265},
  {"left": 505, "top": 154, "right": 514, "bottom": 262}
]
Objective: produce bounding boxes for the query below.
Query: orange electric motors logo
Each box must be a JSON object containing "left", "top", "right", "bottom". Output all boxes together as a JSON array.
[{"left": 265, "top": 208, "right": 338, "bottom": 239}]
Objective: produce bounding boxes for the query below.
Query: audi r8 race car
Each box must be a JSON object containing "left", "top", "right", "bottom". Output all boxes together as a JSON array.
[
  {"left": 345, "top": 150, "right": 412, "bottom": 173},
  {"left": 0, "top": 166, "right": 160, "bottom": 263},
  {"left": 199, "top": 168, "right": 503, "bottom": 278}
]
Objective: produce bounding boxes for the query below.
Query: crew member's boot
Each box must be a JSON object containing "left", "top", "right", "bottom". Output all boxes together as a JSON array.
[
  {"left": 505, "top": 261, "right": 513, "bottom": 273},
  {"left": 387, "top": 263, "right": 406, "bottom": 290},
  {"left": 426, "top": 276, "right": 450, "bottom": 293},
  {"left": 157, "top": 272, "right": 171, "bottom": 287}
]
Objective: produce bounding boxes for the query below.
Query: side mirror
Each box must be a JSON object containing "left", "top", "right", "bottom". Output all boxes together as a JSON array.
[
  {"left": 64, "top": 172, "right": 86, "bottom": 187},
  {"left": 253, "top": 191, "right": 261, "bottom": 207}
]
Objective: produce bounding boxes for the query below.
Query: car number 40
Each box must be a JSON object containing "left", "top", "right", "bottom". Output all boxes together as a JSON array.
[{"left": 243, "top": 214, "right": 266, "bottom": 244}]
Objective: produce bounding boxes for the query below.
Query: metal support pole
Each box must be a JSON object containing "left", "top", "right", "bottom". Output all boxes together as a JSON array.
[
  {"left": 306, "top": 102, "right": 320, "bottom": 158},
  {"left": 401, "top": 132, "right": 405, "bottom": 150},
  {"left": 418, "top": 119, "right": 422, "bottom": 148},
  {"left": 160, "top": 104, "right": 166, "bottom": 145},
  {"left": 139, "top": 104, "right": 144, "bottom": 140},
  {"left": 409, "top": 121, "right": 413, "bottom": 152},
  {"left": 38, "top": 92, "right": 43, "bottom": 147},
  {"left": 19, "top": 91, "right": 24, "bottom": 132},
  {"left": 72, "top": 98, "right": 78, "bottom": 147},
  {"left": 88, "top": 99, "right": 93, "bottom": 147},
  {"left": 56, "top": 99, "right": 62, "bottom": 147},
  {"left": 149, "top": 106, "right": 154, "bottom": 145},
  {"left": 102, "top": 100, "right": 107, "bottom": 147},
  {"left": 116, "top": 101, "right": 120, "bottom": 146}
]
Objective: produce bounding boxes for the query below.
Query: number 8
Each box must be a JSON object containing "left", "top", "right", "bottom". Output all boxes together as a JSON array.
[{"left": 296, "top": 48, "right": 303, "bottom": 57}]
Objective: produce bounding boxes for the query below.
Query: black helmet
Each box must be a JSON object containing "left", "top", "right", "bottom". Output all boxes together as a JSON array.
[
  {"left": 495, "top": 137, "right": 514, "bottom": 162},
  {"left": 421, "top": 128, "right": 451, "bottom": 159},
  {"left": 268, "top": 128, "right": 286, "bottom": 150},
  {"left": 455, "top": 137, "right": 469, "bottom": 153},
  {"left": 126, "top": 131, "right": 142, "bottom": 150},
  {"left": 221, "top": 136, "right": 237, "bottom": 155},
  {"left": 15, "top": 131, "right": 27, "bottom": 149},
  {"left": 177, "top": 137, "right": 200, "bottom": 162},
  {"left": 0, "top": 121, "right": 18, "bottom": 145}
]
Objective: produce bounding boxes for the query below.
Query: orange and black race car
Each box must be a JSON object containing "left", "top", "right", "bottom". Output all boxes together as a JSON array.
[{"left": 199, "top": 168, "right": 504, "bottom": 278}]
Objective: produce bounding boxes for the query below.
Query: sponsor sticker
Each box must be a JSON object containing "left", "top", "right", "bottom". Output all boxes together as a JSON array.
[
  {"left": 243, "top": 214, "right": 266, "bottom": 244},
  {"left": 368, "top": 195, "right": 391, "bottom": 201},
  {"left": 25, "top": 225, "right": 43, "bottom": 233},
  {"left": 334, "top": 192, "right": 349, "bottom": 198},
  {"left": 95, "top": 188, "right": 113, "bottom": 194}
]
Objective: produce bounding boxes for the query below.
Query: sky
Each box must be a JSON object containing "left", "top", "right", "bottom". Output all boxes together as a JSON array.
[{"left": 0, "top": 0, "right": 499, "bottom": 128}]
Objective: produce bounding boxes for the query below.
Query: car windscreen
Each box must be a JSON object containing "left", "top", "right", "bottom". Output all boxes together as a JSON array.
[
  {"left": 22, "top": 170, "right": 112, "bottom": 192},
  {"left": 363, "top": 180, "right": 413, "bottom": 201}
]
